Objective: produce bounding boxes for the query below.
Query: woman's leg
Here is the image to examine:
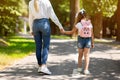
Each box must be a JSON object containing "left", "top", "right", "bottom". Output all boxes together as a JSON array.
[
  {"left": 40, "top": 19, "right": 51, "bottom": 65},
  {"left": 33, "top": 19, "right": 43, "bottom": 66},
  {"left": 40, "top": 19, "right": 51, "bottom": 74},
  {"left": 83, "top": 48, "right": 90, "bottom": 70},
  {"left": 34, "top": 32, "right": 42, "bottom": 66},
  {"left": 42, "top": 35, "right": 50, "bottom": 64},
  {"left": 33, "top": 19, "right": 51, "bottom": 74}
]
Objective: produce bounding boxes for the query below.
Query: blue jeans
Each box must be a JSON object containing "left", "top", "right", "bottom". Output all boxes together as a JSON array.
[
  {"left": 33, "top": 18, "right": 51, "bottom": 65},
  {"left": 77, "top": 36, "right": 91, "bottom": 49}
]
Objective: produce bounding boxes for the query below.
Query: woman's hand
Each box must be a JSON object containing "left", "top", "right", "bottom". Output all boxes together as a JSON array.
[
  {"left": 31, "top": 32, "right": 34, "bottom": 35},
  {"left": 60, "top": 28, "right": 65, "bottom": 34},
  {"left": 29, "top": 31, "right": 34, "bottom": 36}
]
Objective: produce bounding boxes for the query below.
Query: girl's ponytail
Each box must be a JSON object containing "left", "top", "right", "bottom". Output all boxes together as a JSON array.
[{"left": 34, "top": 0, "right": 39, "bottom": 12}]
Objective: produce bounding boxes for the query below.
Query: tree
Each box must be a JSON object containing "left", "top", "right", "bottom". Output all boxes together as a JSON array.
[
  {"left": 70, "top": 0, "right": 80, "bottom": 29},
  {"left": 49, "top": 0, "right": 70, "bottom": 35},
  {"left": 70, "top": 0, "right": 80, "bottom": 37},
  {"left": 116, "top": 0, "right": 120, "bottom": 41},
  {"left": 92, "top": 12, "right": 103, "bottom": 38},
  {"left": 0, "top": 0, "right": 27, "bottom": 36},
  {"left": 82, "top": 0, "right": 117, "bottom": 38}
]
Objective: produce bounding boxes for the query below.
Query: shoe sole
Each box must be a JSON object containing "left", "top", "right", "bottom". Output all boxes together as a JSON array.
[
  {"left": 83, "top": 73, "right": 91, "bottom": 75},
  {"left": 38, "top": 71, "right": 51, "bottom": 75},
  {"left": 40, "top": 71, "right": 51, "bottom": 75},
  {"left": 38, "top": 71, "right": 43, "bottom": 73}
]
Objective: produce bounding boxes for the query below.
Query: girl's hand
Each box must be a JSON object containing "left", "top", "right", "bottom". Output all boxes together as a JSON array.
[{"left": 91, "top": 43, "right": 94, "bottom": 48}]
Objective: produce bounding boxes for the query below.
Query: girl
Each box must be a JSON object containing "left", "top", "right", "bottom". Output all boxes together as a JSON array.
[{"left": 63, "top": 9, "right": 94, "bottom": 75}]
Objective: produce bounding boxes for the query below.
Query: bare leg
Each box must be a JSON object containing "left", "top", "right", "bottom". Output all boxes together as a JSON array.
[
  {"left": 83, "top": 48, "right": 90, "bottom": 70},
  {"left": 78, "top": 48, "right": 84, "bottom": 68}
]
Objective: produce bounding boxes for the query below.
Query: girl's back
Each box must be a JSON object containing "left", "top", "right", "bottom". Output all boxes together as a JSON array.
[{"left": 79, "top": 19, "right": 92, "bottom": 38}]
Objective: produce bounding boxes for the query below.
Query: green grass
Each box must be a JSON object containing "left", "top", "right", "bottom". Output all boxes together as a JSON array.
[
  {"left": 0, "top": 36, "right": 35, "bottom": 69},
  {"left": 0, "top": 35, "right": 71, "bottom": 69},
  {"left": 51, "top": 35, "right": 71, "bottom": 39},
  {"left": 94, "top": 38, "right": 120, "bottom": 48}
]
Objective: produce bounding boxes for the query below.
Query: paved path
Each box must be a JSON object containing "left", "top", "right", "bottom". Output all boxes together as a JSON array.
[{"left": 0, "top": 35, "right": 120, "bottom": 80}]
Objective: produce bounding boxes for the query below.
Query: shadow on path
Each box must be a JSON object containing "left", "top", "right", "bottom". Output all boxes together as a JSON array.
[{"left": 0, "top": 39, "right": 120, "bottom": 80}]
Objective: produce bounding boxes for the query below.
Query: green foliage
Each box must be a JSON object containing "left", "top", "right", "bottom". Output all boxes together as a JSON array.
[
  {"left": 0, "top": 35, "right": 71, "bottom": 68},
  {"left": 82, "top": 0, "right": 118, "bottom": 17},
  {"left": 0, "top": 0, "right": 27, "bottom": 36},
  {"left": 0, "top": 36, "right": 35, "bottom": 67},
  {"left": 58, "top": 0, "right": 70, "bottom": 22},
  {"left": 51, "top": 35, "right": 71, "bottom": 39},
  {"left": 101, "top": 0, "right": 117, "bottom": 17},
  {"left": 50, "top": 0, "right": 70, "bottom": 26}
]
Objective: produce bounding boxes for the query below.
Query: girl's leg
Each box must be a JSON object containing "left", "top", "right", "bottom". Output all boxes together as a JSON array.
[
  {"left": 83, "top": 48, "right": 90, "bottom": 70},
  {"left": 78, "top": 48, "right": 84, "bottom": 68}
]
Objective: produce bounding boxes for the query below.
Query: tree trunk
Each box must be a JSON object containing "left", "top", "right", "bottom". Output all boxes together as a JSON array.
[
  {"left": 103, "top": 17, "right": 107, "bottom": 37},
  {"left": 116, "top": 0, "right": 120, "bottom": 41},
  {"left": 92, "top": 12, "right": 103, "bottom": 38},
  {"left": 70, "top": 0, "right": 80, "bottom": 29},
  {"left": 70, "top": 0, "right": 80, "bottom": 37}
]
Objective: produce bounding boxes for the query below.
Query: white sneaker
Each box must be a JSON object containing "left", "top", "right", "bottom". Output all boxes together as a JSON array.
[
  {"left": 77, "top": 68, "right": 82, "bottom": 73},
  {"left": 40, "top": 65, "right": 52, "bottom": 75},
  {"left": 38, "top": 67, "right": 41, "bottom": 73},
  {"left": 83, "top": 70, "right": 91, "bottom": 75}
]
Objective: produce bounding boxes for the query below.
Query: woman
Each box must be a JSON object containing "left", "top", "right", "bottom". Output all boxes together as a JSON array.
[{"left": 29, "top": 0, "right": 64, "bottom": 75}]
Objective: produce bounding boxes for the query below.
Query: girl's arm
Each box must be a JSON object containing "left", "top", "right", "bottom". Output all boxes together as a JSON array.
[
  {"left": 64, "top": 26, "right": 77, "bottom": 35},
  {"left": 91, "top": 29, "right": 94, "bottom": 48}
]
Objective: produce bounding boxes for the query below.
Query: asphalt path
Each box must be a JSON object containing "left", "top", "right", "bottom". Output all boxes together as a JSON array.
[{"left": 0, "top": 35, "right": 120, "bottom": 80}]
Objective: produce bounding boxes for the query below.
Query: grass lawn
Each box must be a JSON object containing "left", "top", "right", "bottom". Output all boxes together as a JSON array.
[
  {"left": 51, "top": 35, "right": 71, "bottom": 39},
  {"left": 94, "top": 38, "right": 120, "bottom": 48},
  {"left": 0, "top": 36, "right": 35, "bottom": 70},
  {"left": 0, "top": 35, "right": 71, "bottom": 70}
]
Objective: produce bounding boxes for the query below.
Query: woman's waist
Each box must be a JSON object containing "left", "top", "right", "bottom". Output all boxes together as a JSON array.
[
  {"left": 33, "top": 15, "right": 49, "bottom": 20},
  {"left": 33, "top": 18, "right": 49, "bottom": 23}
]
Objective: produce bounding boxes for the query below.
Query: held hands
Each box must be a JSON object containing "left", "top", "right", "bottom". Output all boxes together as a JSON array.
[
  {"left": 60, "top": 28, "right": 65, "bottom": 34},
  {"left": 60, "top": 28, "right": 73, "bottom": 35},
  {"left": 29, "top": 31, "right": 34, "bottom": 36},
  {"left": 31, "top": 32, "right": 34, "bottom": 35}
]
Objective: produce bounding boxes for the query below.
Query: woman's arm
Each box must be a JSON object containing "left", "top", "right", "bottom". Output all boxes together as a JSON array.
[
  {"left": 28, "top": 2, "right": 34, "bottom": 34},
  {"left": 29, "top": 12, "right": 33, "bottom": 33},
  {"left": 48, "top": 1, "right": 63, "bottom": 30}
]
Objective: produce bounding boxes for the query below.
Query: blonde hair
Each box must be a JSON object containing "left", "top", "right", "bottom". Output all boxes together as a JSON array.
[{"left": 34, "top": 0, "right": 39, "bottom": 12}]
